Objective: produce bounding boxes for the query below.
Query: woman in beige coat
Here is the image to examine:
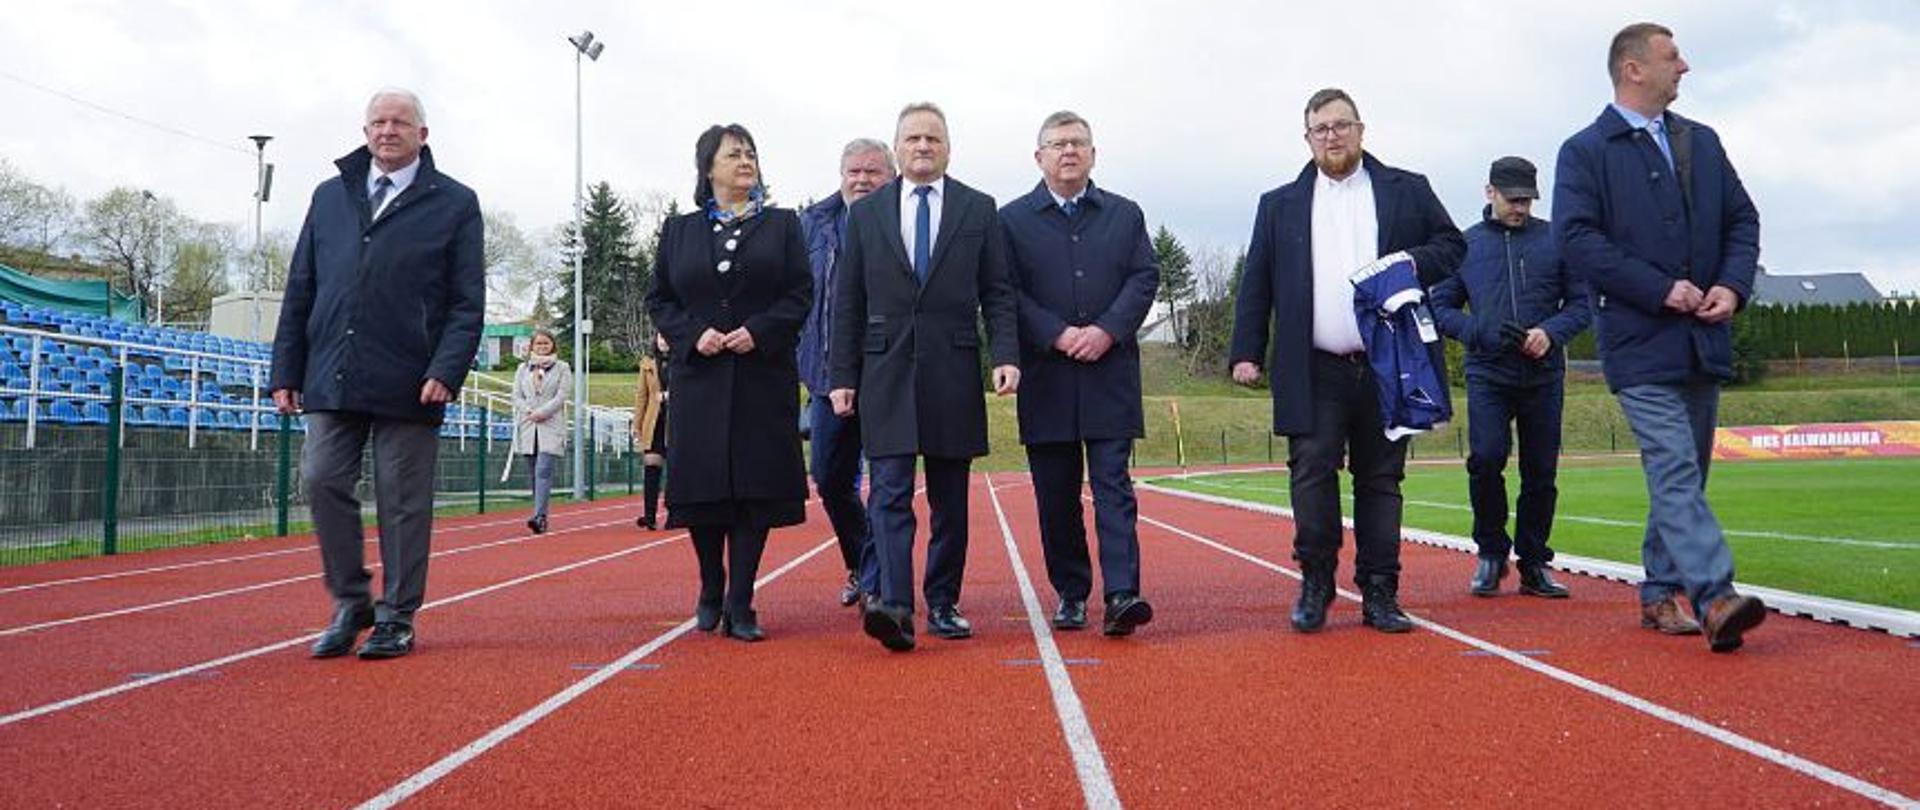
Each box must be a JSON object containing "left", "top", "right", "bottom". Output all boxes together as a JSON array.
[
  {"left": 512, "top": 330, "right": 571, "bottom": 533},
  {"left": 633, "top": 332, "right": 669, "bottom": 529}
]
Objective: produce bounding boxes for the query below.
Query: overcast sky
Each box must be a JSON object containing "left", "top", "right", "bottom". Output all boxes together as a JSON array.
[{"left": 4, "top": 0, "right": 1918, "bottom": 306}]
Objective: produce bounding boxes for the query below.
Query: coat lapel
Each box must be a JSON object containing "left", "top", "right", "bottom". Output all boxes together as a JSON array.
[
  {"left": 875, "top": 178, "right": 914, "bottom": 277},
  {"left": 1367, "top": 154, "right": 1401, "bottom": 255},
  {"left": 925, "top": 177, "right": 968, "bottom": 282}
]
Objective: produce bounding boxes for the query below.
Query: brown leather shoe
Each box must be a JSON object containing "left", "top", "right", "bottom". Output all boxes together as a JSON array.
[
  {"left": 1640, "top": 596, "right": 1702, "bottom": 635},
  {"left": 1702, "top": 594, "right": 1767, "bottom": 653}
]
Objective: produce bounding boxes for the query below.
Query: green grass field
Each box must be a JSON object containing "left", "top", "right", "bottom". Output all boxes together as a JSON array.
[{"left": 1147, "top": 456, "right": 1920, "bottom": 611}]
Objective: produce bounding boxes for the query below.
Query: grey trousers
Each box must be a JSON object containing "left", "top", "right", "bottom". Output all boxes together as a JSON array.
[
  {"left": 1615, "top": 380, "right": 1737, "bottom": 614},
  {"left": 528, "top": 452, "right": 558, "bottom": 519},
  {"left": 302, "top": 411, "right": 440, "bottom": 626}
]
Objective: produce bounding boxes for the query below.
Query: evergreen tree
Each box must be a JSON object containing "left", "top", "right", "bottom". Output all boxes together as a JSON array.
[
  {"left": 552, "top": 182, "right": 646, "bottom": 362},
  {"left": 1151, "top": 225, "right": 1195, "bottom": 344}
]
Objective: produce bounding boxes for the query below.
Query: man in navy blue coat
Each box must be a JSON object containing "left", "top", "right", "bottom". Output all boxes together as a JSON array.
[
  {"left": 270, "top": 88, "right": 485, "bottom": 660},
  {"left": 1430, "top": 156, "right": 1590, "bottom": 599},
  {"left": 797, "top": 138, "right": 895, "bottom": 608},
  {"left": 1000, "top": 111, "right": 1159, "bottom": 636},
  {"left": 1553, "top": 23, "right": 1766, "bottom": 652},
  {"left": 1229, "top": 88, "right": 1464, "bottom": 635}
]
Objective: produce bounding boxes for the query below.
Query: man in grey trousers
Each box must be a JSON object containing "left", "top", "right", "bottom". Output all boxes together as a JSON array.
[{"left": 270, "top": 87, "right": 486, "bottom": 660}]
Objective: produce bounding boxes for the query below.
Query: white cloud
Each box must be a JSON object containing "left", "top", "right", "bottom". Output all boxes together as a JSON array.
[{"left": 3, "top": 0, "right": 1917, "bottom": 302}]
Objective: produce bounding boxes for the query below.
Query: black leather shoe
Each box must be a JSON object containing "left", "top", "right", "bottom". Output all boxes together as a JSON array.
[
  {"left": 721, "top": 610, "right": 766, "bottom": 643},
  {"left": 310, "top": 603, "right": 374, "bottom": 658},
  {"left": 1470, "top": 556, "right": 1507, "bottom": 596},
  {"left": 838, "top": 572, "right": 861, "bottom": 607},
  {"left": 527, "top": 515, "right": 548, "bottom": 535},
  {"left": 1359, "top": 575, "right": 1414, "bottom": 634},
  {"left": 1102, "top": 593, "right": 1154, "bottom": 637},
  {"left": 1053, "top": 600, "right": 1088, "bottom": 631},
  {"left": 863, "top": 601, "right": 915, "bottom": 652},
  {"left": 357, "top": 622, "right": 415, "bottom": 659},
  {"left": 1517, "top": 563, "right": 1570, "bottom": 598},
  {"left": 926, "top": 605, "right": 974, "bottom": 639},
  {"left": 637, "top": 515, "right": 657, "bottom": 531},
  {"left": 694, "top": 600, "right": 723, "bottom": 633},
  {"left": 1291, "top": 563, "right": 1336, "bottom": 633}
]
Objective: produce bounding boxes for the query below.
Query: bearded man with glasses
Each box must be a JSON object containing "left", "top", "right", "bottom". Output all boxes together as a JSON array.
[{"left": 1229, "top": 87, "right": 1464, "bottom": 636}]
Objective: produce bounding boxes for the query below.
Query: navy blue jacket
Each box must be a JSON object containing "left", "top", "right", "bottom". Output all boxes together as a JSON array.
[
  {"left": 270, "top": 145, "right": 485, "bottom": 424},
  {"left": 1430, "top": 209, "right": 1591, "bottom": 387},
  {"left": 1000, "top": 180, "right": 1159, "bottom": 445},
  {"left": 1229, "top": 154, "right": 1465, "bottom": 436},
  {"left": 795, "top": 193, "right": 846, "bottom": 397},
  {"left": 1552, "top": 106, "right": 1760, "bottom": 391}
]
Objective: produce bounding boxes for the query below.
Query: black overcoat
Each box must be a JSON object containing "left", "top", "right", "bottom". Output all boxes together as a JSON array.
[
  {"left": 828, "top": 176, "right": 1019, "bottom": 459},
  {"left": 1229, "top": 153, "right": 1465, "bottom": 436},
  {"left": 645, "top": 208, "right": 812, "bottom": 510}
]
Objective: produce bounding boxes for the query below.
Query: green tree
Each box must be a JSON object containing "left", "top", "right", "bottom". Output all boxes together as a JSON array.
[
  {"left": 552, "top": 182, "right": 647, "bottom": 361},
  {"left": 1152, "top": 225, "right": 1195, "bottom": 344}
]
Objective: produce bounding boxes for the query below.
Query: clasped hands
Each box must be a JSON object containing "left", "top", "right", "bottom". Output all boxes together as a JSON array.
[
  {"left": 1053, "top": 325, "right": 1115, "bottom": 363},
  {"left": 1665, "top": 281, "right": 1739, "bottom": 325},
  {"left": 695, "top": 327, "right": 756, "bottom": 356}
]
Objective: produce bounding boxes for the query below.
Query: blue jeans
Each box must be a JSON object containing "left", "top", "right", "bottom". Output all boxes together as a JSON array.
[
  {"left": 1615, "top": 380, "right": 1736, "bottom": 613},
  {"left": 808, "top": 396, "right": 876, "bottom": 592}
]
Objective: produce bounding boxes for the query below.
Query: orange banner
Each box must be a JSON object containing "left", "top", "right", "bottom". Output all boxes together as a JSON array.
[{"left": 1713, "top": 421, "right": 1920, "bottom": 460}]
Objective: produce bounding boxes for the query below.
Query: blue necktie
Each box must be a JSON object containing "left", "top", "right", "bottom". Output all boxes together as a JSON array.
[
  {"left": 1647, "top": 118, "right": 1675, "bottom": 172},
  {"left": 913, "top": 185, "right": 932, "bottom": 285},
  {"left": 370, "top": 175, "right": 393, "bottom": 219},
  {"left": 1060, "top": 198, "right": 1079, "bottom": 219}
]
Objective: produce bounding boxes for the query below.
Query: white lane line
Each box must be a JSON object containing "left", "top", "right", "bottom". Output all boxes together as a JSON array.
[
  {"left": 356, "top": 534, "right": 841, "bottom": 810},
  {"left": 985, "top": 474, "right": 1122, "bottom": 809},
  {"left": 1175, "top": 476, "right": 1920, "bottom": 550},
  {"left": 0, "top": 532, "right": 689, "bottom": 729},
  {"left": 0, "top": 502, "right": 642, "bottom": 595},
  {"left": 1133, "top": 509, "right": 1920, "bottom": 810},
  {"left": 0, "top": 516, "right": 640, "bottom": 637}
]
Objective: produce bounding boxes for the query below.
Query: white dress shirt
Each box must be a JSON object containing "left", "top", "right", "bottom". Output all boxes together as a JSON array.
[
  {"left": 367, "top": 157, "right": 422, "bottom": 219},
  {"left": 1309, "top": 165, "right": 1376, "bottom": 354},
  {"left": 899, "top": 176, "right": 946, "bottom": 262}
]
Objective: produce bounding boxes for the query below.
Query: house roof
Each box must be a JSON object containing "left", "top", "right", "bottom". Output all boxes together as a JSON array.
[{"left": 1751, "top": 269, "right": 1883, "bottom": 307}]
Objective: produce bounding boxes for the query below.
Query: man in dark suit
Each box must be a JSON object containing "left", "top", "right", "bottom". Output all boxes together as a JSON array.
[
  {"left": 1000, "top": 111, "right": 1158, "bottom": 636},
  {"left": 1229, "top": 88, "right": 1464, "bottom": 635},
  {"left": 271, "top": 88, "right": 485, "bottom": 660},
  {"left": 1554, "top": 22, "right": 1766, "bottom": 652},
  {"left": 829, "top": 102, "right": 1020, "bottom": 652}
]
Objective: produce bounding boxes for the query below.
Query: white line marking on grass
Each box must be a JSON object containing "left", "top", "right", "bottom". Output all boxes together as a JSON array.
[
  {"left": 0, "top": 517, "right": 640, "bottom": 637},
  {"left": 0, "top": 531, "right": 688, "bottom": 729},
  {"left": 355, "top": 534, "right": 841, "bottom": 810},
  {"left": 0, "top": 503, "right": 640, "bottom": 595},
  {"left": 1133, "top": 509, "right": 1920, "bottom": 810},
  {"left": 1174, "top": 476, "right": 1920, "bottom": 550},
  {"left": 986, "top": 474, "right": 1122, "bottom": 810}
]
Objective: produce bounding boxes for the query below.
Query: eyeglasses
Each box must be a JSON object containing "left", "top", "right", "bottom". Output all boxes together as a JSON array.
[
  {"left": 1041, "top": 137, "right": 1092, "bottom": 152},
  {"left": 1305, "top": 120, "right": 1361, "bottom": 141}
]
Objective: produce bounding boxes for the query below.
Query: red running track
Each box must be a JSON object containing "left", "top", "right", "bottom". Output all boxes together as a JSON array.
[{"left": 0, "top": 476, "right": 1914, "bottom": 808}]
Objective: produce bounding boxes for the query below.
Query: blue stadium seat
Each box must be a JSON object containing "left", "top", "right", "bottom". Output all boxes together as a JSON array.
[
  {"left": 141, "top": 405, "right": 168, "bottom": 425},
  {"left": 82, "top": 402, "right": 110, "bottom": 425},
  {"left": 166, "top": 407, "right": 189, "bottom": 427},
  {"left": 0, "top": 398, "right": 15, "bottom": 422},
  {"left": 163, "top": 355, "right": 191, "bottom": 372},
  {"left": 44, "top": 351, "right": 72, "bottom": 369},
  {"left": 216, "top": 410, "right": 241, "bottom": 430},
  {"left": 57, "top": 367, "right": 84, "bottom": 385},
  {"left": 84, "top": 369, "right": 109, "bottom": 386},
  {"left": 48, "top": 399, "right": 82, "bottom": 424},
  {"left": 159, "top": 377, "right": 184, "bottom": 395}
]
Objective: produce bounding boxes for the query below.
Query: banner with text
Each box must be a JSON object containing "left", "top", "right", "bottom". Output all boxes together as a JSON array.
[{"left": 1714, "top": 421, "right": 1920, "bottom": 460}]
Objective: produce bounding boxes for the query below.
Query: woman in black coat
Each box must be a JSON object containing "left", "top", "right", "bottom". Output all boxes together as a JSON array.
[{"left": 644, "top": 123, "right": 812, "bottom": 642}]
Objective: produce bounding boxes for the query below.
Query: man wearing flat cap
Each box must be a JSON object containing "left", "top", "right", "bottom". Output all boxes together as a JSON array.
[{"left": 1430, "top": 156, "right": 1591, "bottom": 599}]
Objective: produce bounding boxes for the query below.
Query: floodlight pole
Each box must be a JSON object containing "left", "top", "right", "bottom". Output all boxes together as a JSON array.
[
  {"left": 568, "top": 30, "right": 603, "bottom": 499},
  {"left": 248, "top": 134, "right": 273, "bottom": 342}
]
